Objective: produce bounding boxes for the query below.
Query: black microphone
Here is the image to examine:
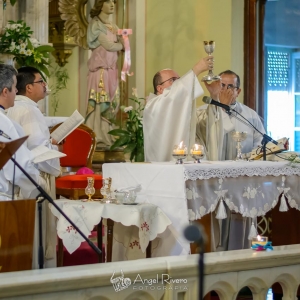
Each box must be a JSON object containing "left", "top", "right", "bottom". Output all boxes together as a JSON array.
[
  {"left": 184, "top": 223, "right": 206, "bottom": 300},
  {"left": 202, "top": 96, "right": 231, "bottom": 112}
]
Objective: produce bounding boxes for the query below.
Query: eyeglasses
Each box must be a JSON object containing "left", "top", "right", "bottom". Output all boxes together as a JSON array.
[
  {"left": 31, "top": 79, "right": 46, "bottom": 85},
  {"left": 158, "top": 77, "right": 180, "bottom": 86},
  {"left": 221, "top": 83, "right": 238, "bottom": 90}
]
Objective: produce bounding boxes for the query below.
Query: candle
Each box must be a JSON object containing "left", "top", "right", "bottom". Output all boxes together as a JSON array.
[
  {"left": 173, "top": 141, "right": 186, "bottom": 155},
  {"left": 191, "top": 144, "right": 203, "bottom": 155},
  {"left": 252, "top": 235, "right": 268, "bottom": 246},
  {"left": 192, "top": 150, "right": 202, "bottom": 155},
  {"left": 174, "top": 149, "right": 185, "bottom": 155}
]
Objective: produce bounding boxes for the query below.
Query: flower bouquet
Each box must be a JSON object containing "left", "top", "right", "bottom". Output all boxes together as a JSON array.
[
  {"left": 108, "top": 88, "right": 145, "bottom": 162},
  {"left": 0, "top": 20, "right": 54, "bottom": 78}
]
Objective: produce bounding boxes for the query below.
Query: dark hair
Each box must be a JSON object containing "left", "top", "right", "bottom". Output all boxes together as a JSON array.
[
  {"left": 153, "top": 71, "right": 162, "bottom": 94},
  {"left": 90, "top": 0, "right": 117, "bottom": 18},
  {"left": 0, "top": 64, "right": 17, "bottom": 93},
  {"left": 16, "top": 66, "right": 41, "bottom": 95},
  {"left": 219, "top": 70, "right": 240, "bottom": 88}
]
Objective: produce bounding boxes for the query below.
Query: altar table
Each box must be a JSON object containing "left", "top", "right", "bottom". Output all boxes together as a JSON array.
[
  {"left": 103, "top": 161, "right": 300, "bottom": 253},
  {"left": 50, "top": 200, "right": 172, "bottom": 261}
]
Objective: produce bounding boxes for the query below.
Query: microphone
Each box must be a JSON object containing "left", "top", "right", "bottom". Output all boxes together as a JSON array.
[
  {"left": 184, "top": 223, "right": 206, "bottom": 300},
  {"left": 202, "top": 96, "right": 231, "bottom": 112},
  {"left": 0, "top": 129, "right": 11, "bottom": 140}
]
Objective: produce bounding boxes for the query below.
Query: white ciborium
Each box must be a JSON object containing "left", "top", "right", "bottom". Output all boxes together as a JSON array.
[{"left": 230, "top": 131, "right": 247, "bottom": 161}]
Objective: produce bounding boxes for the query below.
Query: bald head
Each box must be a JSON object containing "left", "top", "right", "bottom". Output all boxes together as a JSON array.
[{"left": 152, "top": 69, "right": 180, "bottom": 95}]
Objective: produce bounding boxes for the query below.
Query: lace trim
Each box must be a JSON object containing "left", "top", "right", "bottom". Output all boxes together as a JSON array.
[{"left": 184, "top": 165, "right": 300, "bottom": 181}]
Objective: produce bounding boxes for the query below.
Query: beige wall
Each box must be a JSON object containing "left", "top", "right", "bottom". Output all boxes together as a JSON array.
[
  {"left": 48, "top": 0, "right": 244, "bottom": 116},
  {"left": 146, "top": 0, "right": 244, "bottom": 105},
  {"left": 48, "top": 47, "right": 80, "bottom": 117}
]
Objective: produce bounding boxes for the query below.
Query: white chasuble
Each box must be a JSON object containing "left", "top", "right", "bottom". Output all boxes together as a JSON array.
[{"left": 143, "top": 70, "right": 204, "bottom": 162}]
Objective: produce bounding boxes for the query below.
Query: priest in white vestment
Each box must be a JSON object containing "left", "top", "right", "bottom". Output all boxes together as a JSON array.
[
  {"left": 7, "top": 66, "right": 61, "bottom": 267},
  {"left": 7, "top": 67, "right": 61, "bottom": 179},
  {"left": 143, "top": 56, "right": 213, "bottom": 162},
  {"left": 196, "top": 70, "right": 265, "bottom": 161},
  {"left": 0, "top": 64, "right": 41, "bottom": 200}
]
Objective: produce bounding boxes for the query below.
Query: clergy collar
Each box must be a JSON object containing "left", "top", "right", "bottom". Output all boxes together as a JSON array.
[{"left": 15, "top": 95, "right": 38, "bottom": 107}]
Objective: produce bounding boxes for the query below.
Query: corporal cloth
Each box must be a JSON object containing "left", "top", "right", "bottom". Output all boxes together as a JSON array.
[{"left": 143, "top": 70, "right": 204, "bottom": 162}]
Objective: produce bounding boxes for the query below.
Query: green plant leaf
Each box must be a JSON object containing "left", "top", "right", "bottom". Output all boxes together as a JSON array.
[
  {"left": 37, "top": 45, "right": 55, "bottom": 53},
  {"left": 108, "top": 129, "right": 130, "bottom": 137},
  {"left": 123, "top": 143, "right": 136, "bottom": 154},
  {"left": 110, "top": 136, "right": 130, "bottom": 150},
  {"left": 10, "top": 0, "right": 17, "bottom": 6}
]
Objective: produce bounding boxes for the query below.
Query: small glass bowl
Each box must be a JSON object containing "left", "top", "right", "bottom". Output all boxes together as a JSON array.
[
  {"left": 172, "top": 145, "right": 187, "bottom": 164},
  {"left": 190, "top": 144, "right": 204, "bottom": 163}
]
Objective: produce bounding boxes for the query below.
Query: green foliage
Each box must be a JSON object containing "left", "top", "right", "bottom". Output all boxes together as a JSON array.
[
  {"left": 108, "top": 89, "right": 145, "bottom": 162},
  {"left": 0, "top": 20, "right": 54, "bottom": 80},
  {"left": 49, "top": 62, "right": 69, "bottom": 116}
]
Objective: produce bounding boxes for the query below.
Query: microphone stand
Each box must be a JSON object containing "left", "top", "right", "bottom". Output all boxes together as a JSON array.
[
  {"left": 226, "top": 108, "right": 277, "bottom": 161},
  {"left": 184, "top": 224, "right": 205, "bottom": 300},
  {"left": 10, "top": 156, "right": 102, "bottom": 269}
]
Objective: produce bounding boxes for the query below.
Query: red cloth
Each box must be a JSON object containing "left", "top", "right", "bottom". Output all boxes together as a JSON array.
[
  {"left": 56, "top": 174, "right": 103, "bottom": 189},
  {"left": 60, "top": 128, "right": 93, "bottom": 167}
]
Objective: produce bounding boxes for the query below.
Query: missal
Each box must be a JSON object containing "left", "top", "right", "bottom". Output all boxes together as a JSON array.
[
  {"left": 50, "top": 110, "right": 84, "bottom": 143},
  {"left": 31, "top": 145, "right": 66, "bottom": 164}
]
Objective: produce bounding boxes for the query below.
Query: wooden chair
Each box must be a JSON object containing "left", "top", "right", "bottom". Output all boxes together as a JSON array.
[
  {"left": 50, "top": 123, "right": 103, "bottom": 266},
  {"left": 50, "top": 123, "right": 103, "bottom": 199}
]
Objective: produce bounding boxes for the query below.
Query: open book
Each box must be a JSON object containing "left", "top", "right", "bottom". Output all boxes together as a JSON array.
[
  {"left": 50, "top": 110, "right": 84, "bottom": 143},
  {"left": 31, "top": 145, "right": 66, "bottom": 164},
  {"left": 249, "top": 137, "right": 289, "bottom": 160}
]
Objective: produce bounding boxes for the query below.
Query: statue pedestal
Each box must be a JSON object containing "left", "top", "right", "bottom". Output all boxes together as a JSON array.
[{"left": 92, "top": 148, "right": 125, "bottom": 172}]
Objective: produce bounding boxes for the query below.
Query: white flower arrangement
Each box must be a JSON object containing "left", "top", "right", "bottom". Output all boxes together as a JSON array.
[{"left": 0, "top": 20, "right": 54, "bottom": 78}]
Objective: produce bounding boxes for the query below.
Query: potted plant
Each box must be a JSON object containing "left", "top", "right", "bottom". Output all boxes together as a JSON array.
[{"left": 108, "top": 88, "right": 145, "bottom": 162}]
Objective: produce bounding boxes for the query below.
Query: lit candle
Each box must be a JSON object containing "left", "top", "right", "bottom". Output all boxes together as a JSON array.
[
  {"left": 191, "top": 144, "right": 202, "bottom": 155},
  {"left": 252, "top": 235, "right": 268, "bottom": 246},
  {"left": 174, "top": 141, "right": 186, "bottom": 155}
]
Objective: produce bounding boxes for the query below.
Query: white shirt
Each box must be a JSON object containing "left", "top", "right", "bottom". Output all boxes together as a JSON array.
[
  {"left": 143, "top": 70, "right": 204, "bottom": 162},
  {"left": 0, "top": 108, "right": 40, "bottom": 200},
  {"left": 196, "top": 101, "right": 266, "bottom": 160},
  {"left": 7, "top": 95, "right": 60, "bottom": 176}
]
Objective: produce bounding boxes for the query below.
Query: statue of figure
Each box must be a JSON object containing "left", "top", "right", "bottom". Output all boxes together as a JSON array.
[
  {"left": 58, "top": 0, "right": 124, "bottom": 147},
  {"left": 85, "top": 0, "right": 124, "bottom": 147}
]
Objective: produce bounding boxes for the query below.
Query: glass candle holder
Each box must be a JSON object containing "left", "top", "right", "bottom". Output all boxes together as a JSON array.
[
  {"left": 251, "top": 235, "right": 268, "bottom": 247},
  {"left": 172, "top": 142, "right": 187, "bottom": 164},
  {"left": 85, "top": 177, "right": 95, "bottom": 201},
  {"left": 190, "top": 144, "right": 204, "bottom": 163}
]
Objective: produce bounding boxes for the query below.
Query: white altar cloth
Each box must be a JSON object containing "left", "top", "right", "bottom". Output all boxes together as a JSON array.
[
  {"left": 103, "top": 161, "right": 300, "bottom": 251},
  {"left": 50, "top": 200, "right": 171, "bottom": 256},
  {"left": 103, "top": 163, "right": 190, "bottom": 256}
]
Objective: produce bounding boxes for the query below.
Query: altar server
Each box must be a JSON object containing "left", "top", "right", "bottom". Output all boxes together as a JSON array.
[
  {"left": 143, "top": 56, "right": 213, "bottom": 162},
  {"left": 7, "top": 66, "right": 61, "bottom": 180}
]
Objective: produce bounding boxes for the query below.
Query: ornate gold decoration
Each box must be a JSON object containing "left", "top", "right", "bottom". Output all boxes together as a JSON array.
[
  {"left": 58, "top": 0, "right": 89, "bottom": 50},
  {"left": 49, "top": 0, "right": 79, "bottom": 66}
]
